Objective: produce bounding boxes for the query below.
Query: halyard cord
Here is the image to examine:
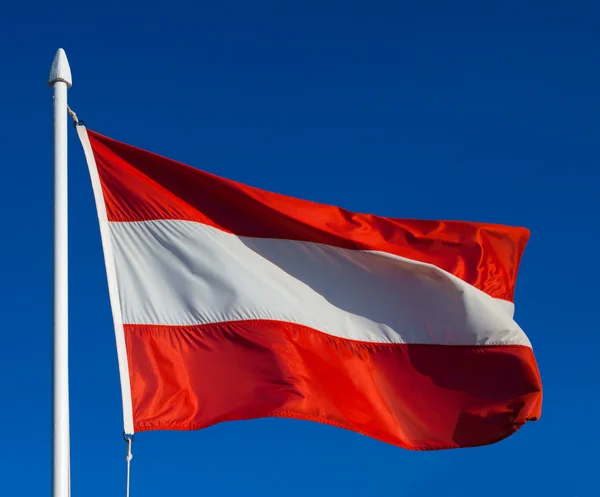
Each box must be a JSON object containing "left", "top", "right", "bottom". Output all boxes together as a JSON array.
[
  {"left": 125, "top": 436, "right": 133, "bottom": 497},
  {"left": 66, "top": 105, "right": 79, "bottom": 124}
]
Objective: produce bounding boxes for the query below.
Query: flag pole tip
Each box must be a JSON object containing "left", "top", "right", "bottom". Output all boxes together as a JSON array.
[{"left": 48, "top": 48, "right": 72, "bottom": 87}]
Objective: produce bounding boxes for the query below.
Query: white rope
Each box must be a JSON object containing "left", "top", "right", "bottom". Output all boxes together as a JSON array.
[
  {"left": 66, "top": 105, "right": 79, "bottom": 124},
  {"left": 125, "top": 436, "right": 133, "bottom": 497}
]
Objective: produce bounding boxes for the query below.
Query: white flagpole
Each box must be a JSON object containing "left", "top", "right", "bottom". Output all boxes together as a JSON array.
[{"left": 48, "top": 48, "right": 72, "bottom": 497}]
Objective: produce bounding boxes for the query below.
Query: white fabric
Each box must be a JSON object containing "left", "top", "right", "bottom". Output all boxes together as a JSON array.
[
  {"left": 77, "top": 126, "right": 135, "bottom": 435},
  {"left": 109, "top": 219, "right": 530, "bottom": 347}
]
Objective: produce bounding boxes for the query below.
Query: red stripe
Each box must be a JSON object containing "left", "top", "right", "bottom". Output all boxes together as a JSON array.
[
  {"left": 87, "top": 130, "right": 529, "bottom": 301},
  {"left": 125, "top": 321, "right": 541, "bottom": 450}
]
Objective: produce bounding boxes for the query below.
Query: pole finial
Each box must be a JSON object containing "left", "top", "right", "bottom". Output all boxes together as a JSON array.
[{"left": 48, "top": 48, "right": 72, "bottom": 87}]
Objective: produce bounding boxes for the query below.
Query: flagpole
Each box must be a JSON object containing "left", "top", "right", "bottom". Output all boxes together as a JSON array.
[{"left": 48, "top": 48, "right": 72, "bottom": 497}]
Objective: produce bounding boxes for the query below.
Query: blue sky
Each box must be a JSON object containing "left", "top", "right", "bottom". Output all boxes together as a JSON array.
[{"left": 1, "top": 1, "right": 598, "bottom": 495}]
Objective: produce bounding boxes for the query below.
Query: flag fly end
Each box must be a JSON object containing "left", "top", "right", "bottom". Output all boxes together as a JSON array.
[{"left": 48, "top": 48, "right": 72, "bottom": 87}]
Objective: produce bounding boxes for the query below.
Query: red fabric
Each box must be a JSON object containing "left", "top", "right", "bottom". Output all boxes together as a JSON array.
[
  {"left": 88, "top": 129, "right": 529, "bottom": 302},
  {"left": 125, "top": 321, "right": 542, "bottom": 450}
]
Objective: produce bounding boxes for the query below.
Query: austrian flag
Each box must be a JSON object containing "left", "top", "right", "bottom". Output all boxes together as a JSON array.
[{"left": 77, "top": 126, "right": 542, "bottom": 451}]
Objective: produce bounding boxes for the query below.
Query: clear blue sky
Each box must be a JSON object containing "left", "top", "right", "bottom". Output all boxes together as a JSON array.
[{"left": 1, "top": 1, "right": 598, "bottom": 495}]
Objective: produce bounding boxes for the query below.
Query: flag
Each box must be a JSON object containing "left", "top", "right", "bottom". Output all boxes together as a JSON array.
[{"left": 77, "top": 126, "right": 542, "bottom": 450}]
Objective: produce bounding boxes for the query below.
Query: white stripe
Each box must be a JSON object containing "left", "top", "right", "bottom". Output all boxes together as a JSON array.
[
  {"left": 108, "top": 219, "right": 530, "bottom": 347},
  {"left": 77, "top": 127, "right": 135, "bottom": 435},
  {"left": 494, "top": 299, "right": 515, "bottom": 317}
]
